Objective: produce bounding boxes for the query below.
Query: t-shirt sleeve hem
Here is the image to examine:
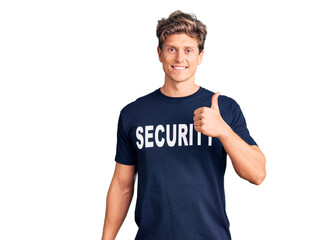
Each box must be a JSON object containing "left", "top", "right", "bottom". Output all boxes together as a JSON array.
[
  {"left": 114, "top": 158, "right": 136, "bottom": 166},
  {"left": 236, "top": 131, "right": 258, "bottom": 146},
  {"left": 243, "top": 137, "right": 258, "bottom": 147}
]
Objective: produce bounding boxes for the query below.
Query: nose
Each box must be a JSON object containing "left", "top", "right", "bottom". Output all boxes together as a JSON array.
[{"left": 175, "top": 50, "right": 185, "bottom": 63}]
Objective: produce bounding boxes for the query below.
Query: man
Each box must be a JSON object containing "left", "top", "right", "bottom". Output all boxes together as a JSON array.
[{"left": 102, "top": 10, "right": 266, "bottom": 240}]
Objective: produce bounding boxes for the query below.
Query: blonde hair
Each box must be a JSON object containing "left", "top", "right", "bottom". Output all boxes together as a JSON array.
[{"left": 156, "top": 10, "right": 207, "bottom": 53}]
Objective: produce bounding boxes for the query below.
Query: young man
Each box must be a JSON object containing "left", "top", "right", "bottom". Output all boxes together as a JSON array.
[{"left": 102, "top": 10, "right": 266, "bottom": 240}]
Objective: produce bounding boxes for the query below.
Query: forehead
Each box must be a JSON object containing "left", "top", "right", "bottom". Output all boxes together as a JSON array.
[{"left": 163, "top": 33, "right": 199, "bottom": 48}]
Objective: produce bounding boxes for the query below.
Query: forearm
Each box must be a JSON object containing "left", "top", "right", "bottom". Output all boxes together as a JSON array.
[
  {"left": 192, "top": 95, "right": 266, "bottom": 185},
  {"left": 218, "top": 124, "right": 266, "bottom": 185},
  {"left": 102, "top": 181, "right": 134, "bottom": 240}
]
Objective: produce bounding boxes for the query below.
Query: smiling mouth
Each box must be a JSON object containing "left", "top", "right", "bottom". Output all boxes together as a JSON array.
[{"left": 171, "top": 66, "right": 188, "bottom": 70}]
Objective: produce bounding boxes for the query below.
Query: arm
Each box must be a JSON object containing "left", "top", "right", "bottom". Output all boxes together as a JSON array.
[
  {"left": 193, "top": 92, "right": 266, "bottom": 185},
  {"left": 102, "top": 162, "right": 137, "bottom": 240},
  {"left": 216, "top": 124, "right": 266, "bottom": 185}
]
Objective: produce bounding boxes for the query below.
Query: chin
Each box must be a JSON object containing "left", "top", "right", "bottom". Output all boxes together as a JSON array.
[
  {"left": 169, "top": 74, "right": 191, "bottom": 82},
  {"left": 171, "top": 78, "right": 189, "bottom": 83}
]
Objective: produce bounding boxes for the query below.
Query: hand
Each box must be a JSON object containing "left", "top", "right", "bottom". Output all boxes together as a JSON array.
[{"left": 193, "top": 92, "right": 227, "bottom": 138}]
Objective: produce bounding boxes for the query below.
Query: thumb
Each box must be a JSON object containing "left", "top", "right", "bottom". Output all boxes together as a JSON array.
[{"left": 211, "top": 92, "right": 220, "bottom": 111}]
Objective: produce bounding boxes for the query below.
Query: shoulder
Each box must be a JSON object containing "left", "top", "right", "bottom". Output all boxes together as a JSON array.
[
  {"left": 201, "top": 87, "right": 243, "bottom": 126},
  {"left": 201, "top": 87, "right": 239, "bottom": 109},
  {"left": 119, "top": 89, "right": 158, "bottom": 117}
]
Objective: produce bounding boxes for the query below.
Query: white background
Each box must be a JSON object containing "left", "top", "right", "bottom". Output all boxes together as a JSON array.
[{"left": 1, "top": 0, "right": 330, "bottom": 239}]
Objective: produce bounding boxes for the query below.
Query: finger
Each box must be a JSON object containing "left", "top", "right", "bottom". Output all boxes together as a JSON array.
[
  {"left": 193, "top": 107, "right": 206, "bottom": 115},
  {"left": 193, "top": 120, "right": 202, "bottom": 126},
  {"left": 193, "top": 114, "right": 202, "bottom": 121},
  {"left": 211, "top": 92, "right": 220, "bottom": 111},
  {"left": 194, "top": 125, "right": 202, "bottom": 132}
]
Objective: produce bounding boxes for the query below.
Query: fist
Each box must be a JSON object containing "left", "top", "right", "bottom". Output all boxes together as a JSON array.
[{"left": 193, "top": 92, "right": 225, "bottom": 138}]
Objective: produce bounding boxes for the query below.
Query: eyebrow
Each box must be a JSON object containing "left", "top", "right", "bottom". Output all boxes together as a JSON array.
[{"left": 164, "top": 44, "right": 196, "bottom": 49}]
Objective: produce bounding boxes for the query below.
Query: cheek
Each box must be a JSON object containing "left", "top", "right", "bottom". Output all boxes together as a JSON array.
[
  {"left": 189, "top": 56, "right": 200, "bottom": 66},
  {"left": 160, "top": 55, "right": 170, "bottom": 64},
  {"left": 165, "top": 55, "right": 174, "bottom": 63},
  {"left": 189, "top": 60, "right": 199, "bottom": 68}
]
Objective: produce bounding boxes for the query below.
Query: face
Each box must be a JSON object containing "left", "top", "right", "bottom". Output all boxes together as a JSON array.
[{"left": 157, "top": 33, "right": 204, "bottom": 84}]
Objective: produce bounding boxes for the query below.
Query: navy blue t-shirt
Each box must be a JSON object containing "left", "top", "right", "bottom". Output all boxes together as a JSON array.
[{"left": 114, "top": 86, "right": 257, "bottom": 240}]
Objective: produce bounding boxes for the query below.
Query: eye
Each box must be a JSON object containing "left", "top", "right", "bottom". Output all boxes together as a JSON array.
[
  {"left": 186, "top": 49, "right": 193, "bottom": 53},
  {"left": 168, "top": 48, "right": 176, "bottom": 53}
]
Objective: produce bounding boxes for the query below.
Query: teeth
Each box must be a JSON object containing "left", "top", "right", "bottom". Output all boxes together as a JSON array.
[{"left": 173, "top": 66, "right": 186, "bottom": 70}]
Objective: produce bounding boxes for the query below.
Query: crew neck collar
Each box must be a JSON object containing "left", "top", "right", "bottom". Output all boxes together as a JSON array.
[{"left": 155, "top": 86, "right": 205, "bottom": 102}]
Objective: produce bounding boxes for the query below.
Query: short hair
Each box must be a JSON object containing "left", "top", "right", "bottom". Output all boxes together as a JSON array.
[{"left": 156, "top": 10, "right": 207, "bottom": 53}]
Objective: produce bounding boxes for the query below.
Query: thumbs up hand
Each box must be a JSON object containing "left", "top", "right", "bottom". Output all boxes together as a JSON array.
[{"left": 193, "top": 92, "right": 227, "bottom": 139}]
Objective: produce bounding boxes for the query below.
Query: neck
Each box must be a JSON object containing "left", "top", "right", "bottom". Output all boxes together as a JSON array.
[{"left": 160, "top": 79, "right": 200, "bottom": 98}]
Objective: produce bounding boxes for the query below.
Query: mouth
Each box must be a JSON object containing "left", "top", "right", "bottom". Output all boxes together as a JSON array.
[{"left": 171, "top": 66, "right": 188, "bottom": 71}]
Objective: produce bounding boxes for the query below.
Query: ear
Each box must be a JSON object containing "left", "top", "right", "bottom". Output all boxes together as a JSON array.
[
  {"left": 197, "top": 49, "right": 204, "bottom": 65},
  {"left": 157, "top": 46, "right": 163, "bottom": 63}
]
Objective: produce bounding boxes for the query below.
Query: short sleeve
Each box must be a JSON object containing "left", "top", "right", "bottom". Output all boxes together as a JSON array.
[
  {"left": 114, "top": 112, "right": 137, "bottom": 165},
  {"left": 230, "top": 103, "right": 258, "bottom": 146}
]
